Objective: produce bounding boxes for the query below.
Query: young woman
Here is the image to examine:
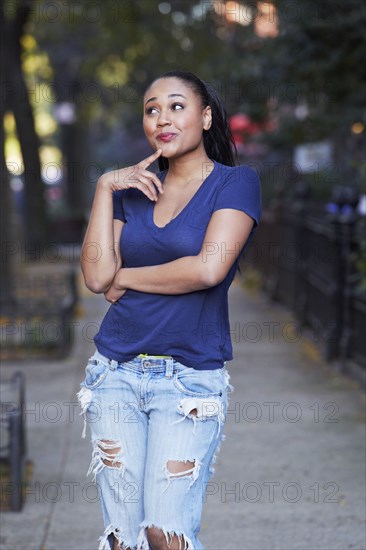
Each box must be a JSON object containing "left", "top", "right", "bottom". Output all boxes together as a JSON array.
[{"left": 77, "top": 70, "right": 261, "bottom": 550}]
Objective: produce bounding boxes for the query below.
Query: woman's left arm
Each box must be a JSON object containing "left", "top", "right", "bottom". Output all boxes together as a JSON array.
[{"left": 105, "top": 208, "right": 254, "bottom": 302}]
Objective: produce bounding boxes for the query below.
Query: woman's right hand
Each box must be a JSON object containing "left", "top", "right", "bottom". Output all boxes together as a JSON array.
[{"left": 98, "top": 148, "right": 164, "bottom": 201}]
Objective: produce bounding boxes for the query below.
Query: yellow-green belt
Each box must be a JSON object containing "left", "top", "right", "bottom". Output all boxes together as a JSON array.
[{"left": 138, "top": 353, "right": 172, "bottom": 358}]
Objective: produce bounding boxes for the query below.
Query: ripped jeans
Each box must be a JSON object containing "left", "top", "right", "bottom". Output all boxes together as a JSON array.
[{"left": 77, "top": 350, "right": 233, "bottom": 550}]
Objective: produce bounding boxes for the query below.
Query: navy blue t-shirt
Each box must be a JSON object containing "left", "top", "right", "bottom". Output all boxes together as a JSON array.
[{"left": 94, "top": 160, "right": 261, "bottom": 370}]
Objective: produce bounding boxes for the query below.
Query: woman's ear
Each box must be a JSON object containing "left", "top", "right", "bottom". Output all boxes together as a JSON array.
[{"left": 203, "top": 106, "right": 212, "bottom": 131}]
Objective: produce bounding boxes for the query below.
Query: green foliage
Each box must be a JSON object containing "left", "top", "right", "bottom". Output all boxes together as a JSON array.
[
  {"left": 24, "top": 0, "right": 366, "bottom": 183},
  {"left": 271, "top": 0, "right": 366, "bottom": 107}
]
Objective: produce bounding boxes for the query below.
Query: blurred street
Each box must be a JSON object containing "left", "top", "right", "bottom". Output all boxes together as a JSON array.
[
  {"left": 2, "top": 2, "right": 366, "bottom": 548},
  {"left": 1, "top": 274, "right": 365, "bottom": 550}
]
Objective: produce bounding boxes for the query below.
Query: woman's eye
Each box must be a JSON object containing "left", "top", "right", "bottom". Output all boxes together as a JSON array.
[
  {"left": 145, "top": 103, "right": 184, "bottom": 115},
  {"left": 145, "top": 106, "right": 158, "bottom": 115}
]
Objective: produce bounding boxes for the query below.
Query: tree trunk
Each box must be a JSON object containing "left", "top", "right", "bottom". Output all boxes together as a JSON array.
[
  {"left": 0, "top": 71, "right": 16, "bottom": 309},
  {"left": 0, "top": 1, "right": 16, "bottom": 307},
  {"left": 4, "top": 2, "right": 48, "bottom": 254}
]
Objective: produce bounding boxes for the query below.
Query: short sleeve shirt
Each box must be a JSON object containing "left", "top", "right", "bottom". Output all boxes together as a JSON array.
[{"left": 94, "top": 160, "right": 262, "bottom": 370}]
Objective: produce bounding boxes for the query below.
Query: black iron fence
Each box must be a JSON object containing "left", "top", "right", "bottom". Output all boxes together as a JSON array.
[
  {"left": 242, "top": 186, "right": 366, "bottom": 381},
  {"left": 0, "top": 372, "right": 27, "bottom": 511}
]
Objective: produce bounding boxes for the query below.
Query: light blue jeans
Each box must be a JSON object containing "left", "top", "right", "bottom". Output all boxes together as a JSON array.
[{"left": 77, "top": 350, "right": 233, "bottom": 550}]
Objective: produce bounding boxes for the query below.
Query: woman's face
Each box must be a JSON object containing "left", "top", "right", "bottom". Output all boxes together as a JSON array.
[{"left": 143, "top": 77, "right": 212, "bottom": 161}]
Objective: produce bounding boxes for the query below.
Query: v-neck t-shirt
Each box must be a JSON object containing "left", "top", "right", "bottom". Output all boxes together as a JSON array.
[{"left": 94, "top": 160, "right": 262, "bottom": 370}]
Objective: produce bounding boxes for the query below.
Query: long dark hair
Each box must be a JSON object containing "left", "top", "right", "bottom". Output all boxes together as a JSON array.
[{"left": 144, "top": 71, "right": 237, "bottom": 171}]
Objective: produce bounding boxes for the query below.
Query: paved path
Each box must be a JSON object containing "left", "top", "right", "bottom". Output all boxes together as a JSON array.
[{"left": 1, "top": 277, "right": 365, "bottom": 550}]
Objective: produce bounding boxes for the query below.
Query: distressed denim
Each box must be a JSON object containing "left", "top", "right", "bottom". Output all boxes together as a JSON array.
[{"left": 77, "top": 350, "right": 233, "bottom": 550}]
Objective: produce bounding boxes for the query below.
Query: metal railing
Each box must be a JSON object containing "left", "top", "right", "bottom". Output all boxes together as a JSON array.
[
  {"left": 0, "top": 372, "right": 27, "bottom": 511},
  {"left": 243, "top": 187, "right": 366, "bottom": 381}
]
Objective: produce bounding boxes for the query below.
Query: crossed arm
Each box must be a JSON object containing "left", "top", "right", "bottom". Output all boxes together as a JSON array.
[
  {"left": 80, "top": 177, "right": 254, "bottom": 300},
  {"left": 104, "top": 208, "right": 255, "bottom": 303}
]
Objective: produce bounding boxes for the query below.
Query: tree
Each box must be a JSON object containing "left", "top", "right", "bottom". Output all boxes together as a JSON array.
[
  {"left": 252, "top": 0, "right": 366, "bottom": 155},
  {"left": 0, "top": 23, "right": 14, "bottom": 307},
  {"left": 2, "top": 1, "right": 48, "bottom": 253}
]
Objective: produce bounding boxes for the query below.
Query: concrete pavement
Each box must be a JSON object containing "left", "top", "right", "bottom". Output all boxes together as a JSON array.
[{"left": 1, "top": 275, "right": 365, "bottom": 550}]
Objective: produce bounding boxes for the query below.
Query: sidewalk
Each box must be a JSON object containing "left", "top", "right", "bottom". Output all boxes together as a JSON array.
[{"left": 1, "top": 277, "right": 365, "bottom": 550}]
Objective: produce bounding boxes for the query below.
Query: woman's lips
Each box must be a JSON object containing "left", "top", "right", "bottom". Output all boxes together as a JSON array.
[{"left": 156, "top": 133, "right": 177, "bottom": 142}]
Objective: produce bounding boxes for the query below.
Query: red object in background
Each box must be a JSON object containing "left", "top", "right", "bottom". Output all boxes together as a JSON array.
[
  {"left": 230, "top": 113, "right": 276, "bottom": 146},
  {"left": 230, "top": 113, "right": 251, "bottom": 132}
]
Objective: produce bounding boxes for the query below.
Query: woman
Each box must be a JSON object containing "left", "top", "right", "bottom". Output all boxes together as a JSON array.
[{"left": 77, "top": 70, "right": 261, "bottom": 550}]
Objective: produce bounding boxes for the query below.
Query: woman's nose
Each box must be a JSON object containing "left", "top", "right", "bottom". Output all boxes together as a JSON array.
[{"left": 157, "top": 109, "right": 172, "bottom": 127}]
